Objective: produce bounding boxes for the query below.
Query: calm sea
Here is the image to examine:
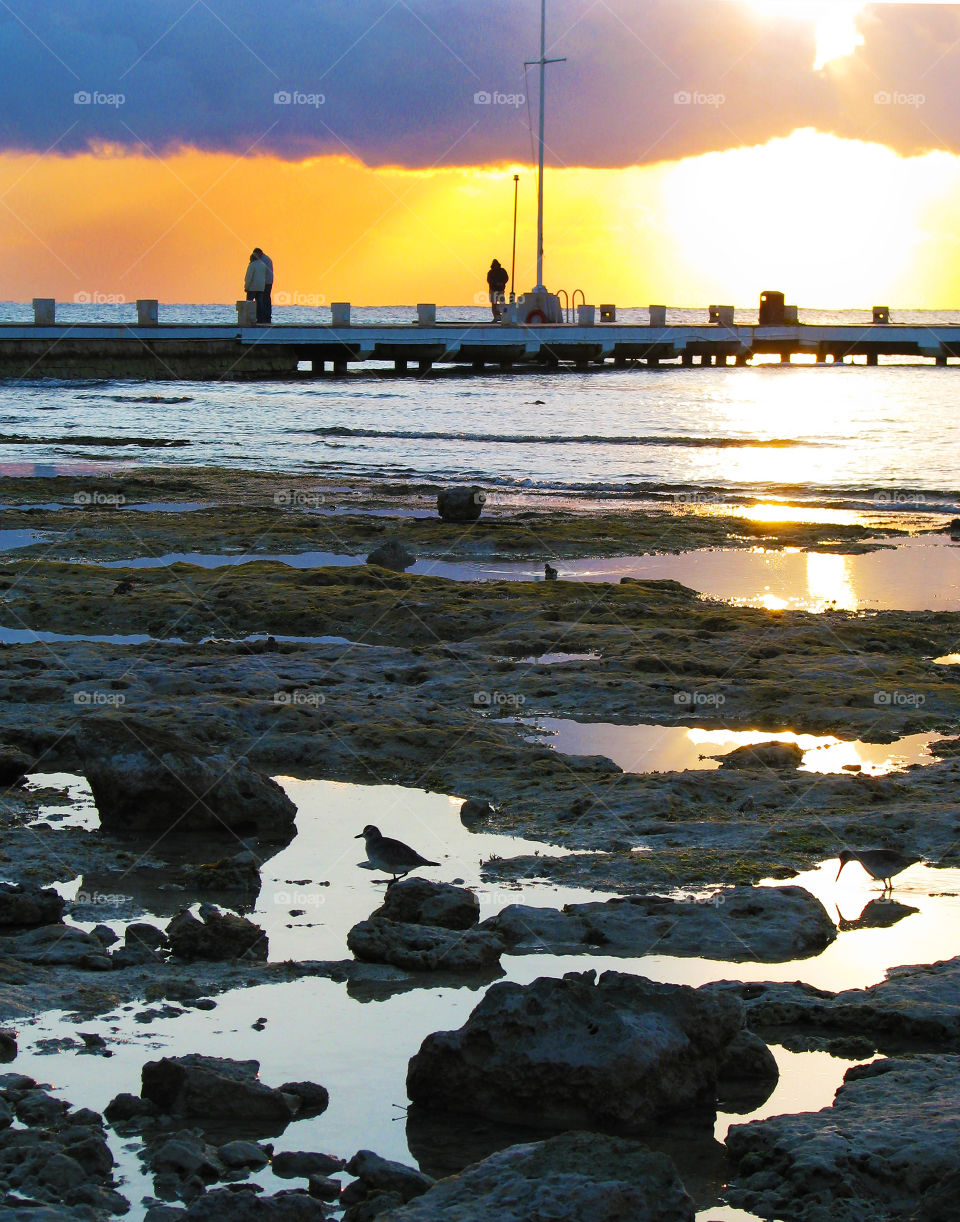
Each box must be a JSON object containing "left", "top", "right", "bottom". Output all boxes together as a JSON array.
[{"left": 1, "top": 303, "right": 958, "bottom": 512}]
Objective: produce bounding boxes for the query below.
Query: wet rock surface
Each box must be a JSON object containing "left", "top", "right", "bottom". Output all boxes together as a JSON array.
[
  {"left": 481, "top": 885, "right": 837, "bottom": 963},
  {"left": 126, "top": 1055, "right": 303, "bottom": 1136},
  {"left": 347, "top": 913, "right": 503, "bottom": 973},
  {"left": 726, "top": 1055, "right": 960, "bottom": 1222},
  {"left": 366, "top": 539, "right": 415, "bottom": 571},
  {"left": 166, "top": 907, "right": 269, "bottom": 962},
  {"left": 75, "top": 716, "right": 297, "bottom": 840},
  {"left": 436, "top": 485, "right": 484, "bottom": 523},
  {"left": 375, "top": 878, "right": 480, "bottom": 930},
  {"left": 716, "top": 954, "right": 960, "bottom": 1053},
  {"left": 0, "top": 882, "right": 65, "bottom": 928},
  {"left": 407, "top": 970, "right": 744, "bottom": 1130},
  {"left": 373, "top": 1130, "right": 695, "bottom": 1221}
]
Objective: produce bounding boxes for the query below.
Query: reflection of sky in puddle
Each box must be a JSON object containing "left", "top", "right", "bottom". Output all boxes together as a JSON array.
[
  {"left": 260, "top": 779, "right": 582, "bottom": 962},
  {"left": 25, "top": 771, "right": 99, "bottom": 830},
  {"left": 0, "top": 528, "right": 47, "bottom": 550},
  {"left": 520, "top": 717, "right": 941, "bottom": 777},
  {"left": 12, "top": 776, "right": 960, "bottom": 1221},
  {"left": 51, "top": 537, "right": 960, "bottom": 612},
  {"left": 935, "top": 653, "right": 960, "bottom": 665}
]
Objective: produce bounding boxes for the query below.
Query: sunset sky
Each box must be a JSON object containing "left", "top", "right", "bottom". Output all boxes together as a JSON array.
[{"left": 4, "top": 1, "right": 960, "bottom": 307}]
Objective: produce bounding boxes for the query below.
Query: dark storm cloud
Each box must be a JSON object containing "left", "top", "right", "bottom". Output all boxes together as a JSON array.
[{"left": 1, "top": 2, "right": 959, "bottom": 167}]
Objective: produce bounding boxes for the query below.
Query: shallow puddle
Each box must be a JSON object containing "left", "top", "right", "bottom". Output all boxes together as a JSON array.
[
  {"left": 68, "top": 535, "right": 960, "bottom": 611},
  {"left": 519, "top": 717, "right": 942, "bottom": 777},
  {"left": 9, "top": 775, "right": 960, "bottom": 1221},
  {"left": 0, "top": 527, "right": 47, "bottom": 550}
]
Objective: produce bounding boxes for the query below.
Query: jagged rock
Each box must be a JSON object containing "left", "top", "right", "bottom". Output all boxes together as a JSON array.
[
  {"left": 482, "top": 886, "right": 836, "bottom": 963},
  {"left": 436, "top": 486, "right": 485, "bottom": 523},
  {"left": 308, "top": 1175, "right": 340, "bottom": 1200},
  {"left": 348, "top": 914, "right": 502, "bottom": 972},
  {"left": 166, "top": 908, "right": 268, "bottom": 962},
  {"left": 0, "top": 744, "right": 31, "bottom": 785},
  {"left": 105, "top": 1092, "right": 159, "bottom": 1124},
  {"left": 148, "top": 1133, "right": 222, "bottom": 1182},
  {"left": 278, "top": 1081, "right": 330, "bottom": 1116},
  {"left": 345, "top": 1149, "right": 434, "bottom": 1202},
  {"left": 273, "top": 1150, "right": 343, "bottom": 1178},
  {"left": 407, "top": 970, "right": 743, "bottom": 1130},
  {"left": 366, "top": 539, "right": 415, "bottom": 572},
  {"left": 343, "top": 1192, "right": 404, "bottom": 1221},
  {"left": 716, "top": 955, "right": 960, "bottom": 1052},
  {"left": 376, "top": 878, "right": 479, "bottom": 930},
  {"left": 0, "top": 882, "right": 65, "bottom": 928},
  {"left": 3, "top": 924, "right": 113, "bottom": 969},
  {"left": 727, "top": 1055, "right": 960, "bottom": 1222},
  {"left": 715, "top": 740, "right": 804, "bottom": 770},
  {"left": 372, "top": 1131, "right": 694, "bottom": 1221},
  {"left": 136, "top": 1056, "right": 294, "bottom": 1134},
  {"left": 75, "top": 717, "right": 297, "bottom": 840}
]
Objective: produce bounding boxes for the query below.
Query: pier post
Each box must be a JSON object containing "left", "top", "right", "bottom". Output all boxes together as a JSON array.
[
  {"left": 816, "top": 348, "right": 827, "bottom": 364},
  {"left": 137, "top": 299, "right": 159, "bottom": 327},
  {"left": 736, "top": 352, "right": 750, "bottom": 366},
  {"left": 333, "top": 358, "right": 348, "bottom": 375},
  {"left": 646, "top": 356, "right": 660, "bottom": 368},
  {"left": 866, "top": 352, "right": 879, "bottom": 367},
  {"left": 418, "top": 359, "right": 433, "bottom": 375},
  {"left": 32, "top": 298, "right": 55, "bottom": 325},
  {"left": 472, "top": 360, "right": 484, "bottom": 372},
  {"left": 614, "top": 355, "right": 627, "bottom": 368},
  {"left": 331, "top": 303, "right": 351, "bottom": 327},
  {"left": 395, "top": 359, "right": 408, "bottom": 374},
  {"left": 682, "top": 352, "right": 693, "bottom": 367},
  {"left": 937, "top": 354, "right": 948, "bottom": 367},
  {"left": 780, "top": 351, "right": 791, "bottom": 364}
]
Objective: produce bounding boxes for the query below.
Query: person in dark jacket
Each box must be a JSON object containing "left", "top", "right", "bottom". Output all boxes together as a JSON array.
[{"left": 486, "top": 259, "right": 509, "bottom": 321}]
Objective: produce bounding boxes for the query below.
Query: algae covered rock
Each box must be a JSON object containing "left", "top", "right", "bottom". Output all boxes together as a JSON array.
[
  {"left": 75, "top": 716, "right": 296, "bottom": 840},
  {"left": 348, "top": 914, "right": 501, "bottom": 973},
  {"left": 407, "top": 970, "right": 743, "bottom": 1130},
  {"left": 166, "top": 908, "right": 268, "bottom": 962}
]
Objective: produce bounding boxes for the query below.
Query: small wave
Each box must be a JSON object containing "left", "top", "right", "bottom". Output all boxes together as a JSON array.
[
  {"left": 0, "top": 434, "right": 190, "bottom": 448},
  {"left": 75, "top": 394, "right": 195, "bottom": 404},
  {"left": 300, "top": 426, "right": 809, "bottom": 449}
]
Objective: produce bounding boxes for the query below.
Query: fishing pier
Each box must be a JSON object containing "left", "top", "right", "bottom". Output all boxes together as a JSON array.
[{"left": 3, "top": 303, "right": 960, "bottom": 380}]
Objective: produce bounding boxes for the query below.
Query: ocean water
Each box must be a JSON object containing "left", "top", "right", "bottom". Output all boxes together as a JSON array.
[{"left": 1, "top": 303, "right": 959, "bottom": 508}]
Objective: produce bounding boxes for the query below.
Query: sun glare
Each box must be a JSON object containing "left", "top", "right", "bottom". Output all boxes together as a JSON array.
[{"left": 747, "top": 1, "right": 866, "bottom": 70}]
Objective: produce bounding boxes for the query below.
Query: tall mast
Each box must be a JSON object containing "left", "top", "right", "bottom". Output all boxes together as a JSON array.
[{"left": 526, "top": 0, "right": 565, "bottom": 293}]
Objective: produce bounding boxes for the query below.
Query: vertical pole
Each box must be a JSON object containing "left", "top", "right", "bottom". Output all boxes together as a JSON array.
[
  {"left": 510, "top": 173, "right": 519, "bottom": 302},
  {"left": 536, "top": 0, "right": 546, "bottom": 291}
]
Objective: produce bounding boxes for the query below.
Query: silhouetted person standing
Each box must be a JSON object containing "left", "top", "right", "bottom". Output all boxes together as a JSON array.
[
  {"left": 254, "top": 247, "right": 273, "bottom": 323},
  {"left": 244, "top": 251, "right": 267, "bottom": 324},
  {"left": 487, "top": 259, "right": 508, "bottom": 321}
]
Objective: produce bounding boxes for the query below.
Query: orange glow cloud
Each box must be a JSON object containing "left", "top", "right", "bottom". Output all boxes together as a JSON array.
[{"left": 2, "top": 132, "right": 960, "bottom": 308}]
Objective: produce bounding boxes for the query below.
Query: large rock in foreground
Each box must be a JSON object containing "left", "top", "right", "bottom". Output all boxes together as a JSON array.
[
  {"left": 136, "top": 1056, "right": 297, "bottom": 1135},
  {"left": 482, "top": 886, "right": 836, "bottom": 964},
  {"left": 715, "top": 740, "right": 804, "bottom": 770},
  {"left": 726, "top": 1055, "right": 960, "bottom": 1222},
  {"left": 166, "top": 908, "right": 268, "bottom": 962},
  {"left": 75, "top": 718, "right": 296, "bottom": 840},
  {"left": 407, "top": 970, "right": 743, "bottom": 1131},
  {"left": 375, "top": 1131, "right": 695, "bottom": 1222},
  {"left": 0, "top": 883, "right": 65, "bottom": 929}
]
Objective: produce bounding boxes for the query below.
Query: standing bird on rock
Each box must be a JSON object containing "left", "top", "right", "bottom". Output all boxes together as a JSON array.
[
  {"left": 355, "top": 825, "right": 439, "bottom": 883},
  {"left": 835, "top": 848, "right": 921, "bottom": 892},
  {"left": 544, "top": 563, "right": 558, "bottom": 581}
]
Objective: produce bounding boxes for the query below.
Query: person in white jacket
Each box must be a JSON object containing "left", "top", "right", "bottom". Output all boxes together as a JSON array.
[
  {"left": 253, "top": 248, "right": 274, "bottom": 323},
  {"left": 244, "top": 252, "right": 267, "bottom": 323}
]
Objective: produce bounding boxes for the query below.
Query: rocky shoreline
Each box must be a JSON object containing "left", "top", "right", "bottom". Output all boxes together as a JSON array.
[{"left": 0, "top": 466, "right": 958, "bottom": 1220}]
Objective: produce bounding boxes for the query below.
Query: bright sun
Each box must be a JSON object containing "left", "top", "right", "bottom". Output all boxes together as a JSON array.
[{"left": 747, "top": 1, "right": 866, "bottom": 70}]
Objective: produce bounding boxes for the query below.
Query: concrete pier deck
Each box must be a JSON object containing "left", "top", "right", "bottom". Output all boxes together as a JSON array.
[{"left": 2, "top": 319, "right": 960, "bottom": 379}]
